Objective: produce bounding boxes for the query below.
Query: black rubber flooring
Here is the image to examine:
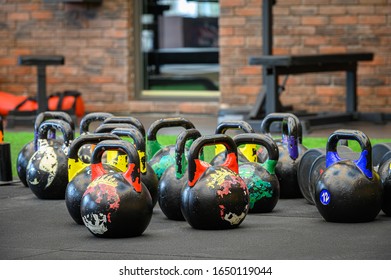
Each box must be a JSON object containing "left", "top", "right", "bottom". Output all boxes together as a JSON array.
[{"left": 1, "top": 182, "right": 390, "bottom": 260}]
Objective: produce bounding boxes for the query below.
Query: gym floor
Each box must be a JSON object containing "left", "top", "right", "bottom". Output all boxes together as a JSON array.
[{"left": 1, "top": 113, "right": 391, "bottom": 260}]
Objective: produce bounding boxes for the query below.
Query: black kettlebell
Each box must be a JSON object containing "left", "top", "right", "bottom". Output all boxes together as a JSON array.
[
  {"left": 147, "top": 117, "right": 195, "bottom": 180},
  {"left": 17, "top": 111, "right": 74, "bottom": 187},
  {"left": 94, "top": 123, "right": 141, "bottom": 171},
  {"left": 26, "top": 119, "right": 74, "bottom": 199},
  {"left": 80, "top": 140, "right": 153, "bottom": 238},
  {"left": 211, "top": 120, "right": 256, "bottom": 165},
  {"left": 377, "top": 153, "right": 391, "bottom": 216},
  {"left": 158, "top": 128, "right": 202, "bottom": 221},
  {"left": 315, "top": 129, "right": 383, "bottom": 223},
  {"left": 77, "top": 112, "right": 114, "bottom": 163},
  {"left": 233, "top": 133, "right": 280, "bottom": 213},
  {"left": 111, "top": 127, "right": 159, "bottom": 208},
  {"left": 65, "top": 133, "right": 122, "bottom": 225},
  {"left": 258, "top": 113, "right": 307, "bottom": 198},
  {"left": 181, "top": 134, "right": 249, "bottom": 230}
]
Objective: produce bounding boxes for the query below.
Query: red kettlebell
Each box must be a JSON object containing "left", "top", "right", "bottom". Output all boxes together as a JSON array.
[
  {"left": 211, "top": 120, "right": 256, "bottom": 165},
  {"left": 181, "top": 134, "right": 249, "bottom": 230},
  {"left": 315, "top": 129, "right": 383, "bottom": 223},
  {"left": 147, "top": 117, "right": 195, "bottom": 180},
  {"left": 158, "top": 128, "right": 202, "bottom": 221},
  {"left": 65, "top": 133, "right": 122, "bottom": 225},
  {"left": 258, "top": 113, "right": 307, "bottom": 198},
  {"left": 17, "top": 111, "right": 74, "bottom": 187},
  {"left": 80, "top": 140, "right": 153, "bottom": 238},
  {"left": 233, "top": 133, "right": 280, "bottom": 213},
  {"left": 111, "top": 127, "right": 159, "bottom": 208},
  {"left": 26, "top": 119, "right": 74, "bottom": 199}
]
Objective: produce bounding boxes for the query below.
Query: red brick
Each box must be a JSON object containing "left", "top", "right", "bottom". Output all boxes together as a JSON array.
[
  {"left": 301, "top": 16, "right": 329, "bottom": 25},
  {"left": 8, "top": 12, "right": 29, "bottom": 21},
  {"left": 359, "top": 15, "right": 387, "bottom": 25},
  {"left": 331, "top": 16, "right": 358, "bottom": 25},
  {"left": 31, "top": 11, "right": 53, "bottom": 20}
]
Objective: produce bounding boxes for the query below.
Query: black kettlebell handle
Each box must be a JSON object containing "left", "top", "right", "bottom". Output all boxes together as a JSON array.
[
  {"left": 111, "top": 127, "right": 147, "bottom": 175},
  {"left": 94, "top": 123, "right": 138, "bottom": 133},
  {"left": 104, "top": 116, "right": 145, "bottom": 137},
  {"left": 37, "top": 119, "right": 74, "bottom": 149},
  {"left": 79, "top": 112, "right": 113, "bottom": 134},
  {"left": 233, "top": 133, "right": 279, "bottom": 173},
  {"left": 34, "top": 111, "right": 75, "bottom": 150},
  {"left": 260, "top": 113, "right": 303, "bottom": 143},
  {"left": 147, "top": 117, "right": 195, "bottom": 159},
  {"left": 91, "top": 140, "right": 142, "bottom": 192},
  {"left": 188, "top": 134, "right": 238, "bottom": 187},
  {"left": 326, "top": 129, "right": 373, "bottom": 179},
  {"left": 175, "top": 129, "right": 202, "bottom": 179},
  {"left": 215, "top": 120, "right": 254, "bottom": 134},
  {"left": 68, "top": 133, "right": 121, "bottom": 181}
]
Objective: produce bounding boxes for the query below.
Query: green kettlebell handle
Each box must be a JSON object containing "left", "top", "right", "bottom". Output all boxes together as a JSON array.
[
  {"left": 215, "top": 120, "right": 254, "bottom": 134},
  {"left": 94, "top": 123, "right": 138, "bottom": 134},
  {"left": 37, "top": 119, "right": 74, "bottom": 149},
  {"left": 104, "top": 116, "right": 145, "bottom": 137},
  {"left": 79, "top": 112, "right": 113, "bottom": 134},
  {"left": 146, "top": 117, "right": 195, "bottom": 159},
  {"left": 111, "top": 127, "right": 147, "bottom": 175},
  {"left": 34, "top": 111, "right": 75, "bottom": 151},
  {"left": 233, "top": 133, "right": 279, "bottom": 174},
  {"left": 188, "top": 134, "right": 238, "bottom": 187},
  {"left": 326, "top": 129, "right": 373, "bottom": 179},
  {"left": 260, "top": 113, "right": 303, "bottom": 143},
  {"left": 91, "top": 140, "right": 142, "bottom": 192},
  {"left": 175, "top": 129, "right": 202, "bottom": 179}
]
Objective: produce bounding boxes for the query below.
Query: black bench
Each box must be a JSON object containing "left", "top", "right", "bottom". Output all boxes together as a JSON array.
[{"left": 248, "top": 52, "right": 374, "bottom": 124}]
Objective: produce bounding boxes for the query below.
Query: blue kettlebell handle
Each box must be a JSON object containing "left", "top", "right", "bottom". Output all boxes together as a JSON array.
[{"left": 326, "top": 129, "right": 373, "bottom": 179}]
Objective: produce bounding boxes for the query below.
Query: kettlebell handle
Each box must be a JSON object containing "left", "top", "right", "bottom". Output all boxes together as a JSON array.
[
  {"left": 233, "top": 133, "right": 279, "bottom": 174},
  {"left": 111, "top": 127, "right": 147, "bottom": 175},
  {"left": 147, "top": 117, "right": 195, "bottom": 159},
  {"left": 37, "top": 119, "right": 74, "bottom": 149},
  {"left": 67, "top": 133, "right": 121, "bottom": 181},
  {"left": 188, "top": 134, "right": 238, "bottom": 187},
  {"left": 34, "top": 111, "right": 75, "bottom": 151},
  {"left": 260, "top": 113, "right": 303, "bottom": 143},
  {"left": 215, "top": 120, "right": 254, "bottom": 134},
  {"left": 326, "top": 129, "right": 373, "bottom": 179},
  {"left": 104, "top": 116, "right": 145, "bottom": 137},
  {"left": 79, "top": 112, "right": 113, "bottom": 134},
  {"left": 94, "top": 123, "right": 139, "bottom": 134},
  {"left": 91, "top": 140, "right": 142, "bottom": 192},
  {"left": 175, "top": 129, "right": 202, "bottom": 179}
]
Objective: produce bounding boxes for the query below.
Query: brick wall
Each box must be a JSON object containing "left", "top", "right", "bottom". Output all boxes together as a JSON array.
[
  {"left": 1, "top": 0, "right": 390, "bottom": 116},
  {"left": 0, "top": 0, "right": 134, "bottom": 113},
  {"left": 219, "top": 0, "right": 391, "bottom": 114}
]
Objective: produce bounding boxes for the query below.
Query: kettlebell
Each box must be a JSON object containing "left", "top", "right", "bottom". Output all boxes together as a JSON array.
[
  {"left": 111, "top": 127, "right": 159, "bottom": 208},
  {"left": 26, "top": 119, "right": 74, "bottom": 199},
  {"left": 377, "top": 153, "right": 391, "bottom": 216},
  {"left": 77, "top": 112, "right": 114, "bottom": 163},
  {"left": 211, "top": 120, "right": 256, "bottom": 165},
  {"left": 158, "top": 128, "right": 202, "bottom": 221},
  {"left": 233, "top": 133, "right": 280, "bottom": 213},
  {"left": 315, "top": 129, "right": 383, "bottom": 223},
  {"left": 258, "top": 113, "right": 307, "bottom": 198},
  {"left": 65, "top": 133, "right": 122, "bottom": 225},
  {"left": 80, "top": 140, "right": 153, "bottom": 238},
  {"left": 94, "top": 122, "right": 141, "bottom": 171},
  {"left": 147, "top": 117, "right": 195, "bottom": 180},
  {"left": 17, "top": 111, "right": 74, "bottom": 187},
  {"left": 181, "top": 134, "right": 249, "bottom": 230}
]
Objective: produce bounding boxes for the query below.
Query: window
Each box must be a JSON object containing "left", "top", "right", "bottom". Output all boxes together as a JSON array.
[{"left": 137, "top": 0, "right": 220, "bottom": 100}]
